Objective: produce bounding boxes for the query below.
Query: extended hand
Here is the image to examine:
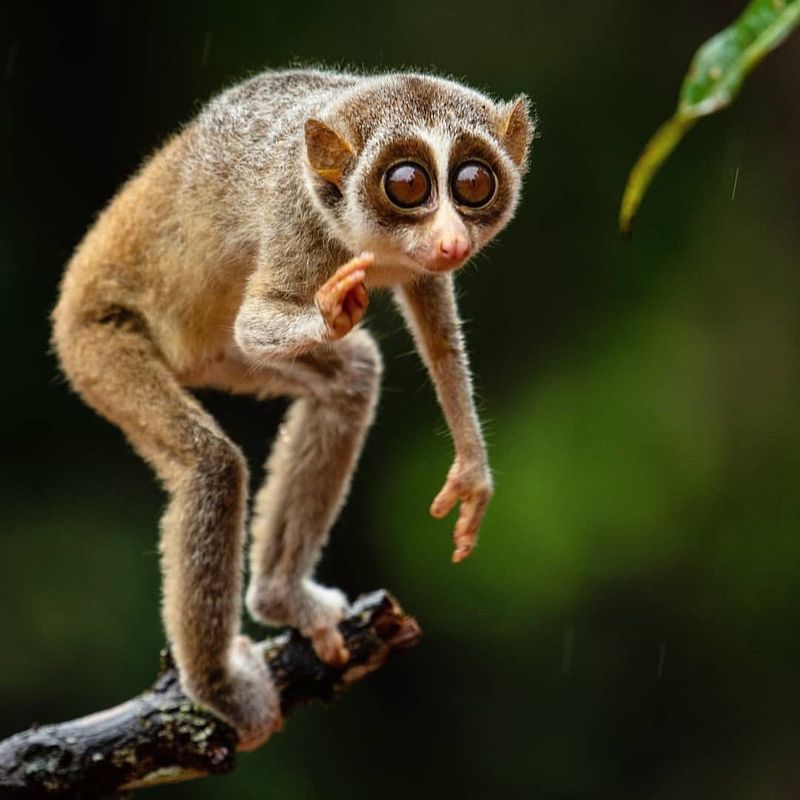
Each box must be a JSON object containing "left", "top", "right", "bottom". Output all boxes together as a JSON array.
[
  {"left": 315, "top": 252, "right": 373, "bottom": 339},
  {"left": 430, "top": 456, "right": 493, "bottom": 563}
]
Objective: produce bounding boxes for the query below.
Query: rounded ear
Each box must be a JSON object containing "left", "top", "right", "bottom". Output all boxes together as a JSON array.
[
  {"left": 497, "top": 95, "right": 535, "bottom": 168},
  {"left": 304, "top": 118, "right": 355, "bottom": 189}
]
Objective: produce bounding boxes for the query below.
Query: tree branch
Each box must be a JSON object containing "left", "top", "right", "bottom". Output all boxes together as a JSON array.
[{"left": 0, "top": 591, "right": 421, "bottom": 799}]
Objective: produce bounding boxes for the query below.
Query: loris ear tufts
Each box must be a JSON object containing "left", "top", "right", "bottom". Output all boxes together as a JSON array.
[
  {"left": 497, "top": 95, "right": 535, "bottom": 170},
  {"left": 305, "top": 118, "right": 355, "bottom": 190}
]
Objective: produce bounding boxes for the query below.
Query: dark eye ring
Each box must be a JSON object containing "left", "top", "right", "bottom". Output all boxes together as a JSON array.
[
  {"left": 451, "top": 161, "right": 496, "bottom": 208},
  {"left": 383, "top": 162, "right": 432, "bottom": 209}
]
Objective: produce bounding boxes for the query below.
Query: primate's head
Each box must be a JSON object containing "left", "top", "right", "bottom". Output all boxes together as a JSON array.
[{"left": 304, "top": 73, "right": 534, "bottom": 274}]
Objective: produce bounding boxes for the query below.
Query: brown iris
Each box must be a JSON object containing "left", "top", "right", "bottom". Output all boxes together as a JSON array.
[
  {"left": 384, "top": 162, "right": 431, "bottom": 209},
  {"left": 451, "top": 161, "right": 496, "bottom": 208}
]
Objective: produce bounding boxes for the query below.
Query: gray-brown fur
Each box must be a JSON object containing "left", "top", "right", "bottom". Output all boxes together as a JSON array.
[{"left": 51, "top": 67, "right": 533, "bottom": 748}]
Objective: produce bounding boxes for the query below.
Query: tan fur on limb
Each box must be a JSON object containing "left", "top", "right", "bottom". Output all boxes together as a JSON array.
[{"left": 395, "top": 274, "right": 493, "bottom": 563}]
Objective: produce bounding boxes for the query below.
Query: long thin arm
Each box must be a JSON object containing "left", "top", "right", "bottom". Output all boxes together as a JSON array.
[{"left": 395, "top": 274, "right": 493, "bottom": 561}]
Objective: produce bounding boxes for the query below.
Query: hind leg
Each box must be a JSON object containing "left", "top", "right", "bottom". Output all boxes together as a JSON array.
[
  {"left": 54, "top": 315, "right": 280, "bottom": 749},
  {"left": 244, "top": 329, "right": 382, "bottom": 664}
]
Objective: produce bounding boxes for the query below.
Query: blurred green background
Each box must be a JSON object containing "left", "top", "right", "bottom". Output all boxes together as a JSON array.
[{"left": 2, "top": 1, "right": 800, "bottom": 797}]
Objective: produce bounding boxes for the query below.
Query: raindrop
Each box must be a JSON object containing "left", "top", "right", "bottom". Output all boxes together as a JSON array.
[
  {"left": 656, "top": 642, "right": 666, "bottom": 682},
  {"left": 731, "top": 166, "right": 740, "bottom": 200}
]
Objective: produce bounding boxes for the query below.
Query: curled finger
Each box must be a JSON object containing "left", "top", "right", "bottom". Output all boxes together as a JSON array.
[
  {"left": 344, "top": 293, "right": 365, "bottom": 324},
  {"left": 353, "top": 283, "right": 368, "bottom": 308}
]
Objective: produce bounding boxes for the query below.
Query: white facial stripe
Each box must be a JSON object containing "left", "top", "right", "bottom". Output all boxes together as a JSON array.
[
  {"left": 432, "top": 200, "right": 468, "bottom": 237},
  {"left": 412, "top": 127, "right": 471, "bottom": 243},
  {"left": 413, "top": 125, "right": 453, "bottom": 205}
]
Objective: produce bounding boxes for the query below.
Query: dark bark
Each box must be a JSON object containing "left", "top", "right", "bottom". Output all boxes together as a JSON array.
[{"left": 0, "top": 591, "right": 421, "bottom": 799}]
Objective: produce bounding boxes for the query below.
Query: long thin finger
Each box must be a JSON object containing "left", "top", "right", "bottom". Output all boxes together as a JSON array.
[
  {"left": 327, "top": 252, "right": 374, "bottom": 287},
  {"left": 329, "top": 270, "right": 366, "bottom": 300},
  {"left": 352, "top": 250, "right": 375, "bottom": 270},
  {"left": 452, "top": 501, "right": 482, "bottom": 561},
  {"left": 319, "top": 262, "right": 363, "bottom": 298},
  {"left": 430, "top": 483, "right": 458, "bottom": 518},
  {"left": 344, "top": 293, "right": 365, "bottom": 325},
  {"left": 454, "top": 510, "right": 477, "bottom": 547},
  {"left": 353, "top": 283, "right": 368, "bottom": 308},
  {"left": 318, "top": 272, "right": 366, "bottom": 317},
  {"left": 452, "top": 527, "right": 477, "bottom": 562},
  {"left": 452, "top": 541, "right": 475, "bottom": 563}
]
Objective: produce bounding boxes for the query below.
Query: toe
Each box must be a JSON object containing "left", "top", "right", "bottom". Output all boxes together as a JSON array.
[{"left": 312, "top": 626, "right": 350, "bottom": 666}]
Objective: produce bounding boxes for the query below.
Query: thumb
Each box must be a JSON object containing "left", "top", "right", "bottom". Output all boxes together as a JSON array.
[{"left": 430, "top": 481, "right": 458, "bottom": 518}]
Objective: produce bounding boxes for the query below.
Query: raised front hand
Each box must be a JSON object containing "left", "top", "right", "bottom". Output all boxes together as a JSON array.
[{"left": 315, "top": 252, "right": 373, "bottom": 339}]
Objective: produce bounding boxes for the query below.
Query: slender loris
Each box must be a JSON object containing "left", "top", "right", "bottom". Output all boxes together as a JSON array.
[{"left": 51, "top": 68, "right": 533, "bottom": 749}]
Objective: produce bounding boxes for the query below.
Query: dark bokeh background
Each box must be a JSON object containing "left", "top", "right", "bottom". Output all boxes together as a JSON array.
[{"left": 2, "top": 1, "right": 800, "bottom": 797}]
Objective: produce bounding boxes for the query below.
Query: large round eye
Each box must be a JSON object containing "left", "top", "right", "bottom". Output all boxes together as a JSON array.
[
  {"left": 451, "top": 161, "right": 496, "bottom": 208},
  {"left": 384, "top": 162, "right": 431, "bottom": 209}
]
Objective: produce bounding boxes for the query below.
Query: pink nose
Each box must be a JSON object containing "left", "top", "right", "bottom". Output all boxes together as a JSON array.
[{"left": 436, "top": 236, "right": 471, "bottom": 262}]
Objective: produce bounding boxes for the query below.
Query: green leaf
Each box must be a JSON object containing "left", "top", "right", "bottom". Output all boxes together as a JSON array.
[{"left": 619, "top": 0, "right": 800, "bottom": 235}]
